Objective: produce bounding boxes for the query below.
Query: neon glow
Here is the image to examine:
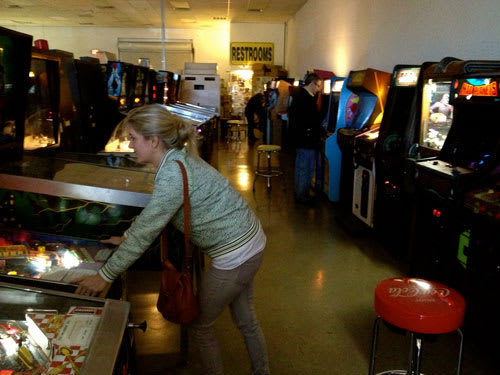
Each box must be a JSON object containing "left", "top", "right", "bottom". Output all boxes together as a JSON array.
[{"left": 459, "top": 80, "right": 498, "bottom": 97}]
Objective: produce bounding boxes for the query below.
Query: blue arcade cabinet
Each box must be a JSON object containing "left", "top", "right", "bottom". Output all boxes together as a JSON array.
[
  {"left": 324, "top": 76, "right": 346, "bottom": 200},
  {"left": 334, "top": 68, "right": 391, "bottom": 212}
]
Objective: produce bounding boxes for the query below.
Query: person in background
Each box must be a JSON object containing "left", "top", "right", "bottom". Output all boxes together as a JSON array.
[
  {"left": 288, "top": 72, "right": 325, "bottom": 204},
  {"left": 244, "top": 93, "right": 266, "bottom": 142},
  {"left": 73, "top": 104, "right": 270, "bottom": 375}
]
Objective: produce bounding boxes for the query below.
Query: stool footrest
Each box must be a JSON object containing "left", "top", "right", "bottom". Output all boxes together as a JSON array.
[{"left": 255, "top": 170, "right": 283, "bottom": 177}]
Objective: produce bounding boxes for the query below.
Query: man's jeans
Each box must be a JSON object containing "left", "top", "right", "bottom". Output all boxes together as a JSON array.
[{"left": 294, "top": 148, "right": 319, "bottom": 201}]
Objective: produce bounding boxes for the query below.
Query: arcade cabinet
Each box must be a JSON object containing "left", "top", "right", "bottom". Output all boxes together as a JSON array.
[
  {"left": 154, "top": 70, "right": 180, "bottom": 105},
  {"left": 24, "top": 48, "right": 61, "bottom": 152},
  {"left": 74, "top": 57, "right": 111, "bottom": 153},
  {"left": 0, "top": 27, "right": 32, "bottom": 160},
  {"left": 412, "top": 73, "right": 500, "bottom": 279},
  {"left": 323, "top": 77, "right": 345, "bottom": 198},
  {"left": 131, "top": 65, "right": 149, "bottom": 108},
  {"left": 372, "top": 65, "right": 421, "bottom": 252},
  {"left": 104, "top": 61, "right": 135, "bottom": 112},
  {"left": 351, "top": 65, "right": 421, "bottom": 229},
  {"left": 328, "top": 68, "right": 391, "bottom": 219},
  {"left": 402, "top": 58, "right": 500, "bottom": 257}
]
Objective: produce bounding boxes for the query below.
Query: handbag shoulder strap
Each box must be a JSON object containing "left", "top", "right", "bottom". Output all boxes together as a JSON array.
[
  {"left": 174, "top": 160, "right": 192, "bottom": 267},
  {"left": 160, "top": 160, "right": 192, "bottom": 269}
]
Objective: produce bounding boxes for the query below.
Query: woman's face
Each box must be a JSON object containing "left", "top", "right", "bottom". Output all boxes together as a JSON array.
[{"left": 128, "top": 127, "right": 154, "bottom": 164}]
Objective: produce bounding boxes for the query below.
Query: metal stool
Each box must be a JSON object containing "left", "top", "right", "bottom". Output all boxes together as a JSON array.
[
  {"left": 253, "top": 144, "right": 284, "bottom": 190},
  {"left": 226, "top": 119, "right": 246, "bottom": 142},
  {"left": 369, "top": 277, "right": 466, "bottom": 375}
]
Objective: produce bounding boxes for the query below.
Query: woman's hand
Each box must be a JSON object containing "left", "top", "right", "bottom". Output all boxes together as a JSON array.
[
  {"left": 100, "top": 235, "right": 125, "bottom": 246},
  {"left": 73, "top": 274, "right": 110, "bottom": 296}
]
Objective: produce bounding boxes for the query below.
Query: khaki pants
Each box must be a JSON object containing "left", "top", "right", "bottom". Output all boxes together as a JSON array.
[{"left": 190, "top": 251, "right": 270, "bottom": 375}]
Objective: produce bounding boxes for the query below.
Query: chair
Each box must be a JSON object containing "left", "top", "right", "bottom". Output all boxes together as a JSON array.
[
  {"left": 253, "top": 144, "right": 284, "bottom": 191},
  {"left": 369, "top": 277, "right": 466, "bottom": 375},
  {"left": 226, "top": 119, "right": 247, "bottom": 142}
]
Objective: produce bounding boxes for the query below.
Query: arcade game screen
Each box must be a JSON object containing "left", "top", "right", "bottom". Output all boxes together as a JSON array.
[
  {"left": 106, "top": 62, "right": 123, "bottom": 100},
  {"left": 24, "top": 58, "right": 59, "bottom": 150},
  {"left": 420, "top": 81, "right": 453, "bottom": 152},
  {"left": 332, "top": 79, "right": 344, "bottom": 93}
]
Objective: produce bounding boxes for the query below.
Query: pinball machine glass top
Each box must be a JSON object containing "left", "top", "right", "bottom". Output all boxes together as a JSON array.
[{"left": 420, "top": 80, "right": 453, "bottom": 152}]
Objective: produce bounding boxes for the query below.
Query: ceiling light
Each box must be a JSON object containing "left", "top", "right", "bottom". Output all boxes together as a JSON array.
[
  {"left": 213, "top": 16, "right": 226, "bottom": 20},
  {"left": 11, "top": 20, "right": 34, "bottom": 24},
  {"left": 170, "top": 1, "right": 190, "bottom": 10}
]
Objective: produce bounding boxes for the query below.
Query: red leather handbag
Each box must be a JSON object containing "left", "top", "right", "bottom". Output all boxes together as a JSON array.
[{"left": 156, "top": 160, "right": 200, "bottom": 324}]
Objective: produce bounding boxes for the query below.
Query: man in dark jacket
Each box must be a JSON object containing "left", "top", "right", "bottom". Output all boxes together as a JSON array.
[
  {"left": 288, "top": 73, "right": 325, "bottom": 203},
  {"left": 245, "top": 93, "right": 266, "bottom": 142}
]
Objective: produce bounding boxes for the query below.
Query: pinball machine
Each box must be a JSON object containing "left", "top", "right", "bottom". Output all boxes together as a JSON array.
[
  {"left": 0, "top": 281, "right": 133, "bottom": 375},
  {"left": 0, "top": 153, "right": 155, "bottom": 292},
  {"left": 0, "top": 26, "right": 32, "bottom": 160}
]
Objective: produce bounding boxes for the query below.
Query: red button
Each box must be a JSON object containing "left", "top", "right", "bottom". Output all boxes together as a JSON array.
[{"left": 374, "top": 278, "right": 466, "bottom": 334}]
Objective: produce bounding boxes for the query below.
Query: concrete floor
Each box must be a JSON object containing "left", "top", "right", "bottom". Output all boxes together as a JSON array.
[{"left": 126, "top": 131, "right": 496, "bottom": 375}]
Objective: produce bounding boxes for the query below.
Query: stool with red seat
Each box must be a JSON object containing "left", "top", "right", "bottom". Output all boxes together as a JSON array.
[{"left": 369, "top": 277, "right": 466, "bottom": 375}]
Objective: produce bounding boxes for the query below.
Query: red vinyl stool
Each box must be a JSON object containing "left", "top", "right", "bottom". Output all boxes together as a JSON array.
[{"left": 369, "top": 277, "right": 466, "bottom": 375}]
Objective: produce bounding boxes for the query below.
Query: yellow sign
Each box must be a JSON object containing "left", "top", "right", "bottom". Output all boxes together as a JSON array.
[{"left": 230, "top": 42, "right": 274, "bottom": 65}]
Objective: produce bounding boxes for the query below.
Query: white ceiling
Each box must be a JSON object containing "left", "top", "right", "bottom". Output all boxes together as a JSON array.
[{"left": 0, "top": 0, "right": 307, "bottom": 29}]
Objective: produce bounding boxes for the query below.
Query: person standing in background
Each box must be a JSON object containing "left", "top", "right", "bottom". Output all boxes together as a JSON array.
[
  {"left": 288, "top": 73, "right": 325, "bottom": 204},
  {"left": 244, "top": 93, "right": 266, "bottom": 142}
]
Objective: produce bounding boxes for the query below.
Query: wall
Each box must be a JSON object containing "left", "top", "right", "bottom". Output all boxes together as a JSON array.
[
  {"left": 4, "top": 24, "right": 230, "bottom": 77},
  {"left": 5, "top": 22, "right": 287, "bottom": 83},
  {"left": 286, "top": 0, "right": 500, "bottom": 78}
]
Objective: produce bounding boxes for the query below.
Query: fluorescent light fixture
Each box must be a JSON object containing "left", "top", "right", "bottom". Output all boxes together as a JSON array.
[{"left": 170, "top": 1, "right": 190, "bottom": 10}]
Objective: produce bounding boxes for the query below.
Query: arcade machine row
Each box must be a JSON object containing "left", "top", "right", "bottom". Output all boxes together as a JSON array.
[
  {"left": 351, "top": 65, "right": 421, "bottom": 230},
  {"left": 0, "top": 26, "right": 32, "bottom": 160},
  {"left": 0, "top": 281, "right": 133, "bottom": 375},
  {"left": 411, "top": 73, "right": 500, "bottom": 281},
  {"left": 0, "top": 154, "right": 155, "bottom": 295},
  {"left": 371, "top": 65, "right": 422, "bottom": 255}
]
